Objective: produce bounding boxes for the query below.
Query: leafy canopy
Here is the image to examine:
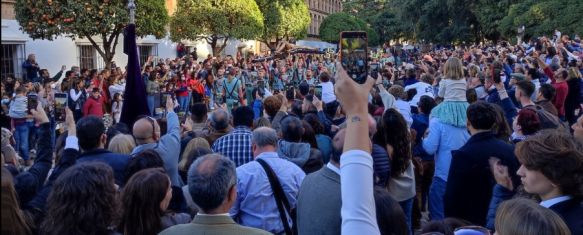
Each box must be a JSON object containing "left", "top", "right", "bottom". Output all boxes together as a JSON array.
[
  {"left": 319, "top": 12, "right": 379, "bottom": 46},
  {"left": 169, "top": 0, "right": 264, "bottom": 43},
  {"left": 15, "top": 0, "right": 169, "bottom": 40},
  {"left": 256, "top": 0, "right": 310, "bottom": 43}
]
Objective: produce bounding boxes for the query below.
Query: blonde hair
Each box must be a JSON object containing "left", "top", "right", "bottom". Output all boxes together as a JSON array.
[
  {"left": 469, "top": 64, "right": 480, "bottom": 78},
  {"left": 388, "top": 85, "right": 406, "bottom": 100},
  {"left": 495, "top": 198, "right": 571, "bottom": 235},
  {"left": 443, "top": 57, "right": 464, "bottom": 80},
  {"left": 179, "top": 138, "right": 211, "bottom": 171},
  {"left": 107, "top": 134, "right": 136, "bottom": 155},
  {"left": 568, "top": 67, "right": 582, "bottom": 81}
]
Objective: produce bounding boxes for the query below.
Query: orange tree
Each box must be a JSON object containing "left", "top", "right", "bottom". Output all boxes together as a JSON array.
[{"left": 15, "top": 0, "right": 169, "bottom": 68}]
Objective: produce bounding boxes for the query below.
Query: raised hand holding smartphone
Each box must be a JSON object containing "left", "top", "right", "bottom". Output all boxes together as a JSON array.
[{"left": 339, "top": 31, "right": 368, "bottom": 84}]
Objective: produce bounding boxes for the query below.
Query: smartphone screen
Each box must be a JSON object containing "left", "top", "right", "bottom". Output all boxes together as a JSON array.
[
  {"left": 161, "top": 92, "right": 172, "bottom": 108},
  {"left": 54, "top": 93, "right": 68, "bottom": 122},
  {"left": 314, "top": 85, "right": 322, "bottom": 100},
  {"left": 340, "top": 31, "right": 368, "bottom": 84},
  {"left": 27, "top": 94, "right": 38, "bottom": 114},
  {"left": 370, "top": 63, "right": 379, "bottom": 79}
]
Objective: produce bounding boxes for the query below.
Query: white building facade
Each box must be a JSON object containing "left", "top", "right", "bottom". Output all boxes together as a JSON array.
[{"left": 1, "top": 0, "right": 257, "bottom": 79}]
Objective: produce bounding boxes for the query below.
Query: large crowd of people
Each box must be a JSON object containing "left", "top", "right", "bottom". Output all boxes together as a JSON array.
[{"left": 1, "top": 31, "right": 583, "bottom": 235}]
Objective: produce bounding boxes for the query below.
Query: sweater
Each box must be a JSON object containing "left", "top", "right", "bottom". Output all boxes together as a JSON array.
[
  {"left": 438, "top": 79, "right": 467, "bottom": 102},
  {"left": 8, "top": 95, "right": 28, "bottom": 119},
  {"left": 83, "top": 96, "right": 104, "bottom": 117}
]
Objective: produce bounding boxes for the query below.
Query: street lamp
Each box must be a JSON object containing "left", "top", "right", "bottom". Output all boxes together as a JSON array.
[{"left": 128, "top": 0, "right": 136, "bottom": 24}]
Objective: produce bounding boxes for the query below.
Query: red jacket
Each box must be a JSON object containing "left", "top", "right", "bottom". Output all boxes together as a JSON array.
[
  {"left": 83, "top": 95, "right": 104, "bottom": 117},
  {"left": 544, "top": 67, "right": 569, "bottom": 117},
  {"left": 189, "top": 79, "right": 205, "bottom": 95},
  {"left": 175, "top": 80, "right": 189, "bottom": 97}
]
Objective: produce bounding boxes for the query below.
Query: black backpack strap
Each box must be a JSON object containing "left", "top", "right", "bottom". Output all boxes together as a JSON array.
[
  {"left": 256, "top": 158, "right": 293, "bottom": 235},
  {"left": 225, "top": 79, "right": 239, "bottom": 99}
]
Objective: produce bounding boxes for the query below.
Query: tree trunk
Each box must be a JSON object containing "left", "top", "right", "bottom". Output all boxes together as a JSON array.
[
  {"left": 209, "top": 36, "right": 229, "bottom": 56},
  {"left": 209, "top": 37, "right": 218, "bottom": 56}
]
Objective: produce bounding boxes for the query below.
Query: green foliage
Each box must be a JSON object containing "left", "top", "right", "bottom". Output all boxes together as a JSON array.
[
  {"left": 170, "top": 0, "right": 264, "bottom": 55},
  {"left": 344, "top": 0, "right": 582, "bottom": 44},
  {"left": 136, "top": 0, "right": 169, "bottom": 38},
  {"left": 319, "top": 12, "right": 379, "bottom": 46},
  {"left": 15, "top": 0, "right": 169, "bottom": 66},
  {"left": 343, "top": 0, "right": 395, "bottom": 44},
  {"left": 499, "top": 0, "right": 583, "bottom": 40},
  {"left": 15, "top": 0, "right": 168, "bottom": 39},
  {"left": 256, "top": 0, "right": 310, "bottom": 46}
]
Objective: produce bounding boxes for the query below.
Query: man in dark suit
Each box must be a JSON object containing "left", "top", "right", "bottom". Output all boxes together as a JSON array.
[
  {"left": 549, "top": 198, "right": 583, "bottom": 235},
  {"left": 75, "top": 116, "right": 129, "bottom": 186},
  {"left": 444, "top": 101, "right": 520, "bottom": 226},
  {"left": 514, "top": 131, "right": 583, "bottom": 235},
  {"left": 296, "top": 128, "right": 346, "bottom": 235}
]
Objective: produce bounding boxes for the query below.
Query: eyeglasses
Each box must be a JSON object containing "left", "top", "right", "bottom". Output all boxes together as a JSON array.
[{"left": 136, "top": 115, "right": 157, "bottom": 140}]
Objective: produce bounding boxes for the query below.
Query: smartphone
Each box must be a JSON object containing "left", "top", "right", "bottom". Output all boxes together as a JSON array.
[
  {"left": 54, "top": 93, "right": 68, "bottom": 122},
  {"left": 339, "top": 31, "right": 368, "bottom": 84},
  {"left": 314, "top": 85, "right": 323, "bottom": 100},
  {"left": 177, "top": 112, "right": 186, "bottom": 123},
  {"left": 27, "top": 94, "right": 38, "bottom": 114},
  {"left": 370, "top": 63, "right": 380, "bottom": 79},
  {"left": 160, "top": 92, "right": 173, "bottom": 108}
]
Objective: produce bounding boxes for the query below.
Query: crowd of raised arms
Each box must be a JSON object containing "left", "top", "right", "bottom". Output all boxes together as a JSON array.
[{"left": 1, "top": 32, "right": 582, "bottom": 235}]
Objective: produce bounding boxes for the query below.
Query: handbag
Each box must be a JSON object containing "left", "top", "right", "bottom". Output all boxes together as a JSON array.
[{"left": 256, "top": 158, "right": 297, "bottom": 235}]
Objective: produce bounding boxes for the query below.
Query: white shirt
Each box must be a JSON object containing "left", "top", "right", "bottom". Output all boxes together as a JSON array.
[
  {"left": 540, "top": 195, "right": 572, "bottom": 208},
  {"left": 321, "top": 81, "right": 336, "bottom": 104},
  {"left": 405, "top": 82, "right": 434, "bottom": 107},
  {"left": 197, "top": 213, "right": 230, "bottom": 216},
  {"left": 340, "top": 150, "right": 380, "bottom": 235},
  {"left": 326, "top": 162, "right": 340, "bottom": 175},
  {"left": 394, "top": 99, "right": 413, "bottom": 127}
]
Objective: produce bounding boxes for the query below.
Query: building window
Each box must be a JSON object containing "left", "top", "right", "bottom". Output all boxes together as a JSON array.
[
  {"left": 77, "top": 45, "right": 105, "bottom": 70},
  {"left": 1, "top": 43, "right": 25, "bottom": 79},
  {"left": 138, "top": 44, "right": 158, "bottom": 66}
]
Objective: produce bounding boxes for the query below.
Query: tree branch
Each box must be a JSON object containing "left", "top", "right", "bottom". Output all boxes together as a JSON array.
[
  {"left": 108, "top": 26, "right": 123, "bottom": 45},
  {"left": 111, "top": 31, "right": 121, "bottom": 60},
  {"left": 85, "top": 34, "right": 107, "bottom": 60},
  {"left": 219, "top": 37, "right": 228, "bottom": 52}
]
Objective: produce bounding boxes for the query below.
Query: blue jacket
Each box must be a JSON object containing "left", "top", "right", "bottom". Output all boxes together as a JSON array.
[
  {"left": 485, "top": 184, "right": 514, "bottom": 230},
  {"left": 371, "top": 144, "right": 391, "bottom": 187},
  {"left": 253, "top": 99, "right": 263, "bottom": 120},
  {"left": 77, "top": 149, "right": 130, "bottom": 186},
  {"left": 411, "top": 113, "right": 433, "bottom": 161},
  {"left": 422, "top": 118, "right": 469, "bottom": 181},
  {"left": 22, "top": 60, "right": 40, "bottom": 82},
  {"left": 14, "top": 123, "right": 53, "bottom": 208},
  {"left": 132, "top": 111, "right": 183, "bottom": 186},
  {"left": 315, "top": 134, "right": 333, "bottom": 164},
  {"left": 444, "top": 131, "right": 519, "bottom": 226}
]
